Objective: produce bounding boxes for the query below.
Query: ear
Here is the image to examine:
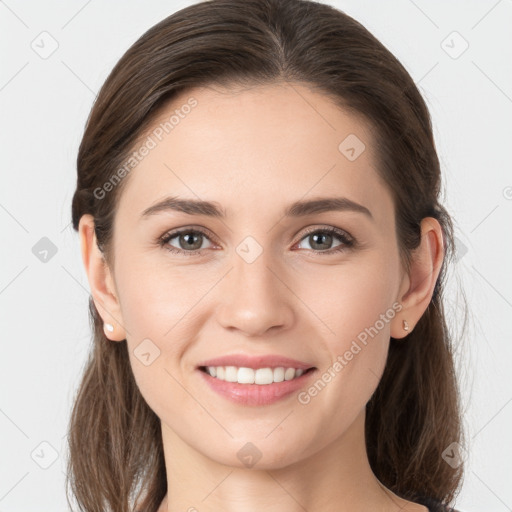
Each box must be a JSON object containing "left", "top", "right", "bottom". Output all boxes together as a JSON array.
[
  {"left": 78, "top": 214, "right": 127, "bottom": 341},
  {"left": 391, "top": 217, "right": 445, "bottom": 339}
]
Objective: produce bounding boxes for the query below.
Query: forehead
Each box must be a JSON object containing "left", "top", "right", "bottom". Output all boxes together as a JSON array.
[{"left": 116, "top": 82, "right": 393, "bottom": 224}]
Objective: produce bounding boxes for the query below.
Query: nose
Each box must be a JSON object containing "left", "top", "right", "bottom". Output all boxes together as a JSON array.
[{"left": 216, "top": 250, "right": 295, "bottom": 337}]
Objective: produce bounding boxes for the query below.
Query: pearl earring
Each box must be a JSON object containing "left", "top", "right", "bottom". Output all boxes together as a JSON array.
[
  {"left": 403, "top": 320, "right": 409, "bottom": 332},
  {"left": 105, "top": 323, "right": 114, "bottom": 332}
]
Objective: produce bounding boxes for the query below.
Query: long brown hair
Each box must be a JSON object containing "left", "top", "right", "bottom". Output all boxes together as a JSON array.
[{"left": 67, "top": 0, "right": 466, "bottom": 510}]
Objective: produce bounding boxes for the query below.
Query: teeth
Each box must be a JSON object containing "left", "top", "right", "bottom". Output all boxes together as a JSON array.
[{"left": 204, "top": 366, "right": 306, "bottom": 385}]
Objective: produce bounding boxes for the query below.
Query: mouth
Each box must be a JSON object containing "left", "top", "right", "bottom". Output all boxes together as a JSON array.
[
  {"left": 198, "top": 365, "right": 316, "bottom": 385},
  {"left": 196, "top": 364, "right": 318, "bottom": 406}
]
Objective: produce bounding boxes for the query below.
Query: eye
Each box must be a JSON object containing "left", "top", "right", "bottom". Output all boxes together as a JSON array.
[
  {"left": 294, "top": 226, "right": 355, "bottom": 255},
  {"left": 158, "top": 226, "right": 355, "bottom": 256},
  {"left": 158, "top": 228, "right": 217, "bottom": 256}
]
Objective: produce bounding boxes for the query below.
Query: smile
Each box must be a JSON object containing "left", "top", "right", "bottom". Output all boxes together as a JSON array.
[
  {"left": 200, "top": 365, "right": 315, "bottom": 385},
  {"left": 197, "top": 366, "right": 317, "bottom": 406}
]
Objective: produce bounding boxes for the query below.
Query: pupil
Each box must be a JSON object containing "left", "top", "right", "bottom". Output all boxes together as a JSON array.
[{"left": 182, "top": 233, "right": 201, "bottom": 249}]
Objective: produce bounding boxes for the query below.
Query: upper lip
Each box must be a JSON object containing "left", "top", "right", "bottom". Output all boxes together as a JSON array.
[{"left": 197, "top": 354, "right": 315, "bottom": 370}]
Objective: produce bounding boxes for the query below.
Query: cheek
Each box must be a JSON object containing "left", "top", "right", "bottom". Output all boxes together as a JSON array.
[
  {"left": 112, "top": 260, "right": 191, "bottom": 402},
  {"left": 306, "top": 254, "right": 398, "bottom": 397},
  {"left": 299, "top": 251, "right": 398, "bottom": 340},
  {"left": 115, "top": 253, "right": 197, "bottom": 337}
]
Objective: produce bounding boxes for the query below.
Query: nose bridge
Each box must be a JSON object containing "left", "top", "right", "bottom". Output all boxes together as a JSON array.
[
  {"left": 216, "top": 239, "right": 294, "bottom": 336},
  {"left": 233, "top": 244, "right": 276, "bottom": 298}
]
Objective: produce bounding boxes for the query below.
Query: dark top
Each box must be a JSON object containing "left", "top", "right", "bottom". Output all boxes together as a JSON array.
[{"left": 414, "top": 495, "right": 460, "bottom": 512}]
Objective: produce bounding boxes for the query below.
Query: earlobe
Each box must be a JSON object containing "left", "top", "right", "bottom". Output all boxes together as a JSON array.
[
  {"left": 391, "top": 314, "right": 413, "bottom": 340},
  {"left": 78, "top": 214, "right": 127, "bottom": 342},
  {"left": 391, "top": 217, "right": 444, "bottom": 340}
]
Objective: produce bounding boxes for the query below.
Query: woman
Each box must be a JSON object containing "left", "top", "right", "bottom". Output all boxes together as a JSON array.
[{"left": 67, "top": 0, "right": 466, "bottom": 511}]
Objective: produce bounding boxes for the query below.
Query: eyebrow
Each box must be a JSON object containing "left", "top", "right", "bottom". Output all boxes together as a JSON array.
[{"left": 140, "top": 195, "right": 373, "bottom": 220}]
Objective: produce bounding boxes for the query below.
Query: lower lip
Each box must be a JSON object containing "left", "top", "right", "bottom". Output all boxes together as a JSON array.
[{"left": 196, "top": 368, "right": 317, "bottom": 406}]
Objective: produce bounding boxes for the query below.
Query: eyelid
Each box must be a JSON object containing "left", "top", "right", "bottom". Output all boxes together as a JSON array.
[
  {"left": 298, "top": 225, "right": 354, "bottom": 244},
  {"left": 159, "top": 225, "right": 220, "bottom": 243}
]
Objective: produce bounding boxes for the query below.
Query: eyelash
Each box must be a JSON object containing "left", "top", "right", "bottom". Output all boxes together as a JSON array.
[{"left": 157, "top": 226, "right": 356, "bottom": 257}]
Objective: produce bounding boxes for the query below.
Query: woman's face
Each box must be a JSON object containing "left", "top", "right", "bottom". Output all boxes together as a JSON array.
[{"left": 101, "top": 82, "right": 410, "bottom": 468}]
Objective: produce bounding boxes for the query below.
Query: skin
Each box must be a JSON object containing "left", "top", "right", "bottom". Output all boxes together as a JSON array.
[{"left": 79, "top": 82, "right": 443, "bottom": 512}]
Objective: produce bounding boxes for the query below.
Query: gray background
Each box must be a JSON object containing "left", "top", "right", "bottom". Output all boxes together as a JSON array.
[{"left": 1, "top": 0, "right": 511, "bottom": 510}]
